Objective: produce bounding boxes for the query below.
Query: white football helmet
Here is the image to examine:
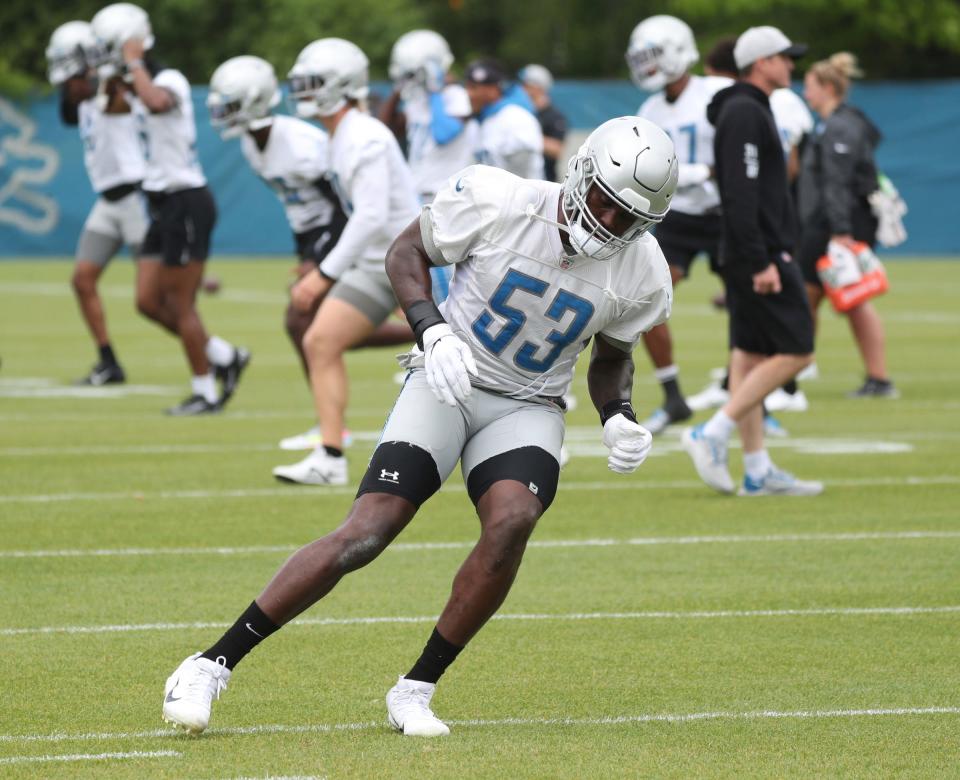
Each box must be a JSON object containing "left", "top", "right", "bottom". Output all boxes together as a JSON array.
[
  {"left": 288, "top": 38, "right": 369, "bottom": 118},
  {"left": 561, "top": 117, "right": 678, "bottom": 260},
  {"left": 90, "top": 3, "right": 154, "bottom": 78},
  {"left": 626, "top": 15, "right": 698, "bottom": 92},
  {"left": 388, "top": 30, "right": 454, "bottom": 99},
  {"left": 46, "top": 21, "right": 96, "bottom": 85},
  {"left": 208, "top": 56, "right": 281, "bottom": 139}
]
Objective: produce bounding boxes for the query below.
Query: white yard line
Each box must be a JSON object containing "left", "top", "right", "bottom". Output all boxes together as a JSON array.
[
  {"left": 4, "top": 530, "right": 960, "bottom": 560},
  {"left": 2, "top": 605, "right": 957, "bottom": 638},
  {"left": 0, "top": 750, "right": 180, "bottom": 765},
  {"left": 2, "top": 475, "right": 958, "bottom": 505},
  {"left": 0, "top": 708, "right": 957, "bottom": 745}
]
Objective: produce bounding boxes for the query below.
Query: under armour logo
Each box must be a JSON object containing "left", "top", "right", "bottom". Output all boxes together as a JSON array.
[
  {"left": 528, "top": 482, "right": 539, "bottom": 495},
  {"left": 379, "top": 469, "right": 400, "bottom": 484}
]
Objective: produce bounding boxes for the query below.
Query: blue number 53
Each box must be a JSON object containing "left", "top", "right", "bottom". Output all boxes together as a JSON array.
[{"left": 472, "top": 269, "right": 594, "bottom": 372}]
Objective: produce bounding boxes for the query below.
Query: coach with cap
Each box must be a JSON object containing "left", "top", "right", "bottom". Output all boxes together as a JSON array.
[
  {"left": 682, "top": 26, "right": 823, "bottom": 497},
  {"left": 464, "top": 58, "right": 544, "bottom": 179}
]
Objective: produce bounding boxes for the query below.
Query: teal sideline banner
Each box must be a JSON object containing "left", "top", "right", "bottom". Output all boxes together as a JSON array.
[{"left": 1, "top": 80, "right": 957, "bottom": 257}]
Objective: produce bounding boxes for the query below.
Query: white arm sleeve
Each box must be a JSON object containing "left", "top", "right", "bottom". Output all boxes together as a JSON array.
[{"left": 318, "top": 152, "right": 390, "bottom": 280}]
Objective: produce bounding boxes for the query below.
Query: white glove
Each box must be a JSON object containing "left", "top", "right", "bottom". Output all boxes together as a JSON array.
[
  {"left": 602, "top": 413, "right": 653, "bottom": 474},
  {"left": 422, "top": 323, "right": 478, "bottom": 407}
]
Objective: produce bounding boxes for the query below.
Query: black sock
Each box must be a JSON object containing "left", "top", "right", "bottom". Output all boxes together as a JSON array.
[
  {"left": 323, "top": 445, "right": 343, "bottom": 458},
  {"left": 782, "top": 379, "right": 797, "bottom": 395},
  {"left": 405, "top": 627, "right": 464, "bottom": 684},
  {"left": 98, "top": 344, "right": 117, "bottom": 367},
  {"left": 201, "top": 601, "right": 280, "bottom": 669},
  {"left": 661, "top": 377, "right": 684, "bottom": 406}
]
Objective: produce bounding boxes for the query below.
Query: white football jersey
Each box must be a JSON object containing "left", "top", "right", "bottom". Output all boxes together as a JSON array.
[
  {"left": 77, "top": 98, "right": 147, "bottom": 194},
  {"left": 320, "top": 108, "right": 420, "bottom": 279},
  {"left": 240, "top": 115, "right": 335, "bottom": 234},
  {"left": 637, "top": 74, "right": 731, "bottom": 215},
  {"left": 419, "top": 165, "right": 672, "bottom": 399},
  {"left": 404, "top": 85, "right": 477, "bottom": 202},
  {"left": 473, "top": 103, "right": 544, "bottom": 180},
  {"left": 770, "top": 87, "right": 814, "bottom": 155},
  {"left": 141, "top": 68, "right": 206, "bottom": 192}
]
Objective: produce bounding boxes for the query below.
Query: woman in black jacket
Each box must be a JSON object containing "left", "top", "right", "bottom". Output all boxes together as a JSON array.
[{"left": 796, "top": 52, "right": 896, "bottom": 398}]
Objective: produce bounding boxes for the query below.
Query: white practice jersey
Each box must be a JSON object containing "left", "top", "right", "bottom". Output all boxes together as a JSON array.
[
  {"left": 637, "top": 74, "right": 731, "bottom": 215},
  {"left": 77, "top": 99, "right": 147, "bottom": 194},
  {"left": 240, "top": 115, "right": 335, "bottom": 234},
  {"left": 771, "top": 87, "right": 814, "bottom": 155},
  {"left": 473, "top": 103, "right": 544, "bottom": 180},
  {"left": 419, "top": 165, "right": 672, "bottom": 399},
  {"left": 141, "top": 68, "right": 206, "bottom": 193},
  {"left": 404, "top": 85, "right": 477, "bottom": 202},
  {"left": 320, "top": 108, "right": 420, "bottom": 280}
]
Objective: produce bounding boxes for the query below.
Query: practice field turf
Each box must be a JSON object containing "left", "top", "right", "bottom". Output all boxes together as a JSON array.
[{"left": 1, "top": 258, "right": 958, "bottom": 778}]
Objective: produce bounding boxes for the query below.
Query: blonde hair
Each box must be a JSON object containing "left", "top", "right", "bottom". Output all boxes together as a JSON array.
[{"left": 808, "top": 52, "right": 863, "bottom": 99}]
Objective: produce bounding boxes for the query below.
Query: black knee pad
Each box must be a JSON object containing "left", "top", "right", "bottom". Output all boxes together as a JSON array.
[
  {"left": 467, "top": 446, "right": 560, "bottom": 512},
  {"left": 356, "top": 441, "right": 441, "bottom": 509}
]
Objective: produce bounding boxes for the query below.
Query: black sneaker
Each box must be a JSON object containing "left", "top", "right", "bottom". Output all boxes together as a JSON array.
[
  {"left": 215, "top": 347, "right": 251, "bottom": 407},
  {"left": 75, "top": 361, "right": 126, "bottom": 386},
  {"left": 165, "top": 394, "right": 220, "bottom": 416},
  {"left": 848, "top": 377, "right": 899, "bottom": 399}
]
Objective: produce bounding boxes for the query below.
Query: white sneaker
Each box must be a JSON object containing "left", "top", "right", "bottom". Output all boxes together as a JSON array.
[
  {"left": 279, "top": 425, "right": 352, "bottom": 450},
  {"left": 386, "top": 676, "right": 450, "bottom": 737},
  {"left": 739, "top": 467, "right": 824, "bottom": 497},
  {"left": 764, "top": 388, "right": 809, "bottom": 413},
  {"left": 797, "top": 362, "right": 819, "bottom": 381},
  {"left": 686, "top": 382, "right": 729, "bottom": 411},
  {"left": 682, "top": 425, "right": 734, "bottom": 494},
  {"left": 162, "top": 652, "right": 231, "bottom": 734},
  {"left": 273, "top": 449, "right": 348, "bottom": 486}
]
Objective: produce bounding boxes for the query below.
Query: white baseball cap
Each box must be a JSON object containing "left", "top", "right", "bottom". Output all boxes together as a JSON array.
[
  {"left": 734, "top": 26, "right": 807, "bottom": 70},
  {"left": 519, "top": 63, "right": 553, "bottom": 91}
]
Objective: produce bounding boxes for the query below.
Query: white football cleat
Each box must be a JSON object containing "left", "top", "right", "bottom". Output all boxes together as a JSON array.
[
  {"left": 764, "top": 388, "right": 809, "bottom": 413},
  {"left": 686, "top": 381, "right": 729, "bottom": 412},
  {"left": 273, "top": 448, "right": 348, "bottom": 486},
  {"left": 558, "top": 445, "right": 570, "bottom": 469},
  {"left": 562, "top": 392, "right": 578, "bottom": 412},
  {"left": 739, "top": 467, "right": 824, "bottom": 497},
  {"left": 162, "top": 652, "right": 230, "bottom": 734},
  {"left": 682, "top": 425, "right": 734, "bottom": 494},
  {"left": 279, "top": 425, "right": 352, "bottom": 450},
  {"left": 797, "top": 362, "right": 819, "bottom": 381},
  {"left": 386, "top": 676, "right": 450, "bottom": 737}
]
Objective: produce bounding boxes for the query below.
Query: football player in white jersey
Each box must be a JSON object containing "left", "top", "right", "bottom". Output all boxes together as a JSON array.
[
  {"left": 207, "top": 55, "right": 414, "bottom": 452},
  {"left": 464, "top": 59, "right": 545, "bottom": 180},
  {"left": 269, "top": 38, "right": 421, "bottom": 486},
  {"left": 91, "top": 3, "right": 249, "bottom": 416},
  {"left": 627, "top": 15, "right": 733, "bottom": 435},
  {"left": 47, "top": 20, "right": 147, "bottom": 386},
  {"left": 160, "top": 117, "right": 678, "bottom": 738}
]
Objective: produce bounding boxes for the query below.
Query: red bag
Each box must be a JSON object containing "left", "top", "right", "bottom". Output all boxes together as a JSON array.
[{"left": 816, "top": 240, "right": 889, "bottom": 312}]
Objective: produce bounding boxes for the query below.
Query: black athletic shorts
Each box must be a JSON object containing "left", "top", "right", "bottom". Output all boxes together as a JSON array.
[
  {"left": 142, "top": 186, "right": 217, "bottom": 266},
  {"left": 723, "top": 253, "right": 814, "bottom": 356},
  {"left": 294, "top": 224, "right": 337, "bottom": 265},
  {"left": 796, "top": 200, "right": 878, "bottom": 287},
  {"left": 652, "top": 210, "right": 722, "bottom": 276}
]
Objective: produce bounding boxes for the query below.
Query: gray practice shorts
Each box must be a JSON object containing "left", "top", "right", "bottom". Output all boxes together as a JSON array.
[
  {"left": 76, "top": 191, "right": 149, "bottom": 265},
  {"left": 328, "top": 264, "right": 398, "bottom": 325},
  {"left": 378, "top": 369, "right": 565, "bottom": 487}
]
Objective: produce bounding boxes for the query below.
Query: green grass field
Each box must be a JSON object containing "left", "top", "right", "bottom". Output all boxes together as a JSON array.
[{"left": 2, "top": 258, "right": 958, "bottom": 778}]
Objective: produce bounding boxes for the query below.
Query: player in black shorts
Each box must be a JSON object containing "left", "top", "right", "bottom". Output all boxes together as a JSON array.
[{"left": 683, "top": 25, "right": 822, "bottom": 497}]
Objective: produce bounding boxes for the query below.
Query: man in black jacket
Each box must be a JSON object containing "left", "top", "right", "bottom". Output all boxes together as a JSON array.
[{"left": 682, "top": 26, "right": 823, "bottom": 497}]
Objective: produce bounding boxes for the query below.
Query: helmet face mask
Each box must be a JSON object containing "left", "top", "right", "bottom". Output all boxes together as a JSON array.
[
  {"left": 208, "top": 55, "right": 281, "bottom": 139},
  {"left": 46, "top": 21, "right": 96, "bottom": 85},
  {"left": 561, "top": 117, "right": 678, "bottom": 261},
  {"left": 626, "top": 15, "right": 698, "bottom": 92},
  {"left": 287, "top": 38, "right": 369, "bottom": 119}
]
